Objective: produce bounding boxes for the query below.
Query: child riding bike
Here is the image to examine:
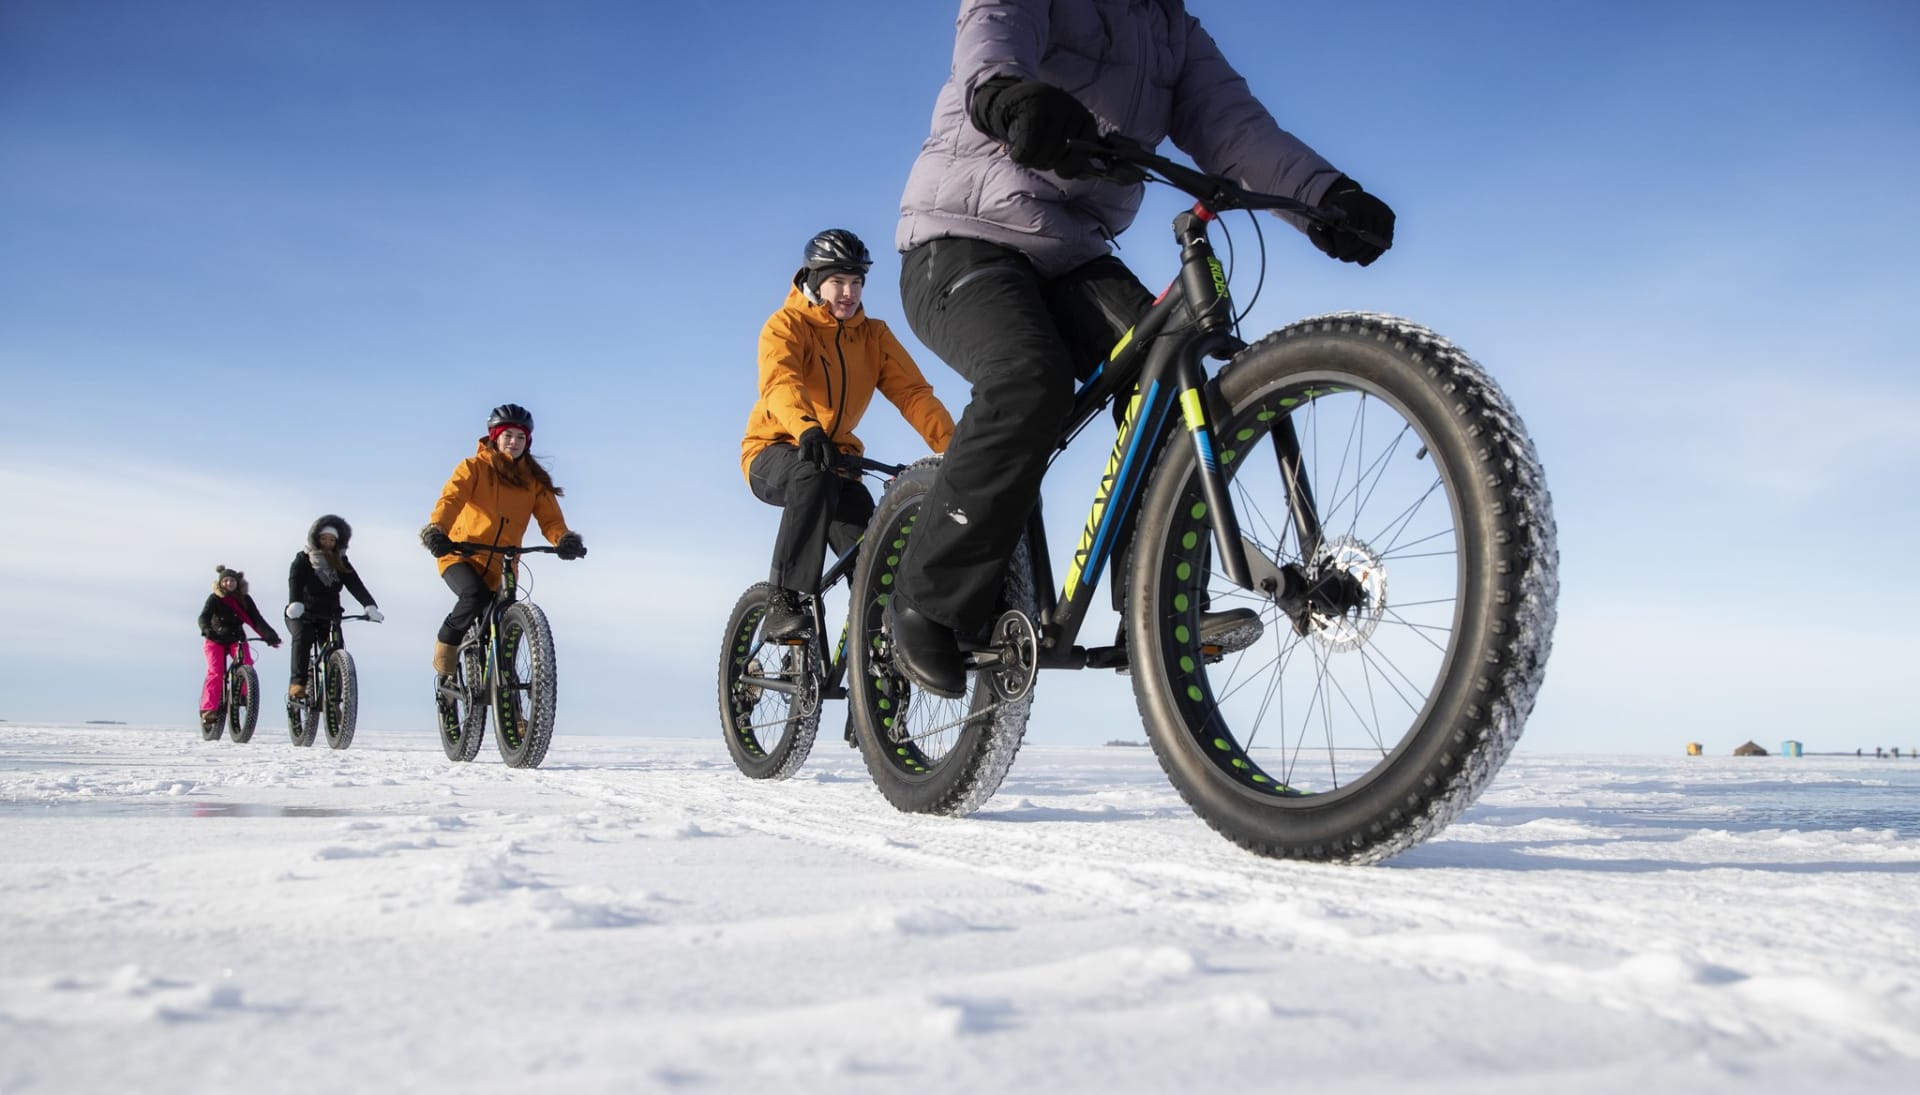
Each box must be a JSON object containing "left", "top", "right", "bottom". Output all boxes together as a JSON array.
[
  {"left": 420, "top": 403, "right": 586, "bottom": 681},
  {"left": 284, "top": 514, "right": 382, "bottom": 701},
  {"left": 740, "top": 228, "right": 954, "bottom": 642},
  {"left": 197, "top": 565, "right": 281, "bottom": 734}
]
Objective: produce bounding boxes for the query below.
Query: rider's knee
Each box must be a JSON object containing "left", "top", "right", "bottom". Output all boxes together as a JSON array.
[{"left": 974, "top": 361, "right": 1075, "bottom": 433}]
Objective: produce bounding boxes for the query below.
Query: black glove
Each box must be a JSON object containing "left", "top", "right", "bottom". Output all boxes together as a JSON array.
[
  {"left": 420, "top": 525, "right": 455, "bottom": 558},
  {"left": 795, "top": 427, "right": 834, "bottom": 470},
  {"left": 555, "top": 531, "right": 587, "bottom": 560},
  {"left": 1309, "top": 177, "right": 1395, "bottom": 266},
  {"left": 970, "top": 77, "right": 1099, "bottom": 176}
]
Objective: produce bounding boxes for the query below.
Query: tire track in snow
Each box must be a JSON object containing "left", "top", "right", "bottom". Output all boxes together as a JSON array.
[{"left": 541, "top": 754, "right": 1920, "bottom": 1060}]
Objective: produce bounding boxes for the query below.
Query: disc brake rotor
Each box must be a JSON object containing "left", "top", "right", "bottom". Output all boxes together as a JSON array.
[{"left": 1308, "top": 535, "right": 1388, "bottom": 652}]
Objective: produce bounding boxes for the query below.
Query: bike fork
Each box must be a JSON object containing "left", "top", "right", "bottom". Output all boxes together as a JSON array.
[{"left": 1178, "top": 349, "right": 1256, "bottom": 590}]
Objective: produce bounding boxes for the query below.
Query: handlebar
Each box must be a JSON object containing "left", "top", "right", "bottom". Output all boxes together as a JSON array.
[
  {"left": 1062, "top": 136, "right": 1392, "bottom": 253},
  {"left": 843, "top": 455, "right": 907, "bottom": 478},
  {"left": 449, "top": 541, "right": 560, "bottom": 556}
]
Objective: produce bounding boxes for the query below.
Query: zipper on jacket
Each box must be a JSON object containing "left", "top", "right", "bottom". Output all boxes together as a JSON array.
[{"left": 829, "top": 320, "right": 850, "bottom": 439}]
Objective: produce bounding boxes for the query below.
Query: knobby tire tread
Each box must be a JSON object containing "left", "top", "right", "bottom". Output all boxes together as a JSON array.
[
  {"left": 847, "top": 457, "right": 1035, "bottom": 817},
  {"left": 1129, "top": 312, "right": 1557, "bottom": 864},
  {"left": 717, "top": 582, "right": 821, "bottom": 780}
]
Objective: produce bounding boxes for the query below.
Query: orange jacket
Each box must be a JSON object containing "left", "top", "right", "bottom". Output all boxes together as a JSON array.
[
  {"left": 740, "top": 287, "right": 954, "bottom": 480},
  {"left": 428, "top": 441, "right": 571, "bottom": 589}
]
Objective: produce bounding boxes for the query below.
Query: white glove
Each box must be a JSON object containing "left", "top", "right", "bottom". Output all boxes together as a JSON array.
[
  {"left": 285, "top": 602, "right": 306, "bottom": 620},
  {"left": 365, "top": 606, "right": 384, "bottom": 623}
]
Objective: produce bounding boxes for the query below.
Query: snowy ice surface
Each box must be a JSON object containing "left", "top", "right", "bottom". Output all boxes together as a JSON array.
[{"left": 2, "top": 724, "right": 1916, "bottom": 1094}]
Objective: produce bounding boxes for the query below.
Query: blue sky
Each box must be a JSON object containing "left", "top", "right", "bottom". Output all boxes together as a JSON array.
[{"left": 3, "top": 0, "right": 1917, "bottom": 755}]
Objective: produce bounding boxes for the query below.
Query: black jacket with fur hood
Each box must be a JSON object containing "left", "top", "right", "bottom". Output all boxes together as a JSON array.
[
  {"left": 287, "top": 514, "right": 377, "bottom": 618},
  {"left": 198, "top": 566, "right": 281, "bottom": 646}
]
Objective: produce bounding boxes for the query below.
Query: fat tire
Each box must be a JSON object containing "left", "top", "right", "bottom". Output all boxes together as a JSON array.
[
  {"left": 1127, "top": 313, "right": 1557, "bottom": 864},
  {"left": 494, "top": 601, "right": 557, "bottom": 769},
  {"left": 289, "top": 643, "right": 321, "bottom": 747},
  {"left": 847, "top": 458, "right": 1036, "bottom": 816},
  {"left": 325, "top": 649, "right": 358, "bottom": 750},
  {"left": 227, "top": 664, "right": 260, "bottom": 744},
  {"left": 438, "top": 625, "right": 487, "bottom": 762},
  {"left": 717, "top": 583, "right": 821, "bottom": 780}
]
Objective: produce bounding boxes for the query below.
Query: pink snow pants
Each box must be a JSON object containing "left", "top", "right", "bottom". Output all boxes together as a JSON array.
[{"left": 201, "top": 639, "right": 254, "bottom": 712}]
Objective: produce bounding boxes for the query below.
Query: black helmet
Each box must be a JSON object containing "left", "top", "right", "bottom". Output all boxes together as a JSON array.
[
  {"left": 802, "top": 228, "right": 872, "bottom": 277},
  {"left": 486, "top": 403, "right": 534, "bottom": 435}
]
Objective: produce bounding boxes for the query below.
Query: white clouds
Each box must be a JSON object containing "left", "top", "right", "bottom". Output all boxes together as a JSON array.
[{"left": 0, "top": 438, "right": 764, "bottom": 732}]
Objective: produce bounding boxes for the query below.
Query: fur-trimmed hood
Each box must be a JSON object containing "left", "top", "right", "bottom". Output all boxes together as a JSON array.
[
  {"left": 211, "top": 565, "right": 249, "bottom": 596},
  {"left": 305, "top": 514, "right": 353, "bottom": 552}
]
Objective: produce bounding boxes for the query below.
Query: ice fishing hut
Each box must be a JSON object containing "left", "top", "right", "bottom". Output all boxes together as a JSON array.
[
  {"left": 1781, "top": 740, "right": 1803, "bottom": 757},
  {"left": 1686, "top": 742, "right": 1703, "bottom": 756}
]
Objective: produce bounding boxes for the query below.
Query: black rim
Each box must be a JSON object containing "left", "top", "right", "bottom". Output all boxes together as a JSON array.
[
  {"left": 856, "top": 504, "right": 992, "bottom": 779},
  {"left": 1148, "top": 377, "right": 1464, "bottom": 803}
]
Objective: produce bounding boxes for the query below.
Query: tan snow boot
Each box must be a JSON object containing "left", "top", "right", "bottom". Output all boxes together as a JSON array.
[{"left": 432, "top": 641, "right": 459, "bottom": 676}]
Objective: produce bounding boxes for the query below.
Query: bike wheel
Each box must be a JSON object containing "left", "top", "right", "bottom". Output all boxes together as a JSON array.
[
  {"left": 288, "top": 696, "right": 320, "bottom": 747},
  {"left": 288, "top": 656, "right": 317, "bottom": 747},
  {"left": 1126, "top": 313, "right": 1558, "bottom": 864},
  {"left": 437, "top": 626, "right": 487, "bottom": 762},
  {"left": 325, "top": 649, "right": 358, "bottom": 750},
  {"left": 717, "top": 583, "right": 822, "bottom": 780},
  {"left": 847, "top": 458, "right": 1036, "bottom": 816},
  {"left": 494, "top": 601, "right": 557, "bottom": 769},
  {"left": 227, "top": 664, "right": 260, "bottom": 743}
]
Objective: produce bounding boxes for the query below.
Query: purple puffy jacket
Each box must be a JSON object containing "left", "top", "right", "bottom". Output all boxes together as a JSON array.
[{"left": 897, "top": 0, "right": 1346, "bottom": 276}]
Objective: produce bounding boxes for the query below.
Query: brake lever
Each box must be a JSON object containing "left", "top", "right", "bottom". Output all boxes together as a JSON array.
[
  {"left": 1312, "top": 203, "right": 1392, "bottom": 252},
  {"left": 1064, "top": 136, "right": 1151, "bottom": 186}
]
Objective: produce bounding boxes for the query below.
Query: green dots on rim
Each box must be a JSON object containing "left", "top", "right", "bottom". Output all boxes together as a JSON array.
[
  {"left": 892, "top": 539, "right": 905, "bottom": 549},
  {"left": 1173, "top": 593, "right": 1190, "bottom": 612},
  {"left": 1211, "top": 737, "right": 1231, "bottom": 751},
  {"left": 1188, "top": 685, "right": 1205, "bottom": 702},
  {"left": 1181, "top": 531, "right": 1198, "bottom": 550},
  {"left": 1173, "top": 624, "right": 1190, "bottom": 643},
  {"left": 1179, "top": 655, "right": 1195, "bottom": 673},
  {"left": 1251, "top": 773, "right": 1270, "bottom": 784},
  {"left": 1279, "top": 397, "right": 1299, "bottom": 408},
  {"left": 1176, "top": 562, "right": 1191, "bottom": 581},
  {"left": 887, "top": 555, "right": 899, "bottom": 566},
  {"left": 1257, "top": 410, "right": 1277, "bottom": 421},
  {"left": 1231, "top": 758, "right": 1249, "bottom": 770},
  {"left": 1236, "top": 428, "right": 1255, "bottom": 441},
  {"left": 878, "top": 593, "right": 890, "bottom": 605},
  {"left": 879, "top": 698, "right": 892, "bottom": 710},
  {"left": 1189, "top": 502, "right": 1208, "bottom": 519},
  {"left": 1221, "top": 450, "right": 1236, "bottom": 463},
  {"left": 880, "top": 574, "right": 893, "bottom": 585}
]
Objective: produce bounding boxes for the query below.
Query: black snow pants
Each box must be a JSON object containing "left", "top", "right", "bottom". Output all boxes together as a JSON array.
[
  {"left": 748, "top": 443, "right": 876, "bottom": 595},
  {"left": 895, "top": 237, "right": 1152, "bottom": 637},
  {"left": 437, "top": 561, "right": 492, "bottom": 645}
]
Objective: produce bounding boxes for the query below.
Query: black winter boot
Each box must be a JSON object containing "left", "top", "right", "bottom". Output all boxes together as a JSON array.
[
  {"left": 761, "top": 588, "right": 813, "bottom": 643},
  {"left": 889, "top": 605, "right": 965, "bottom": 698}
]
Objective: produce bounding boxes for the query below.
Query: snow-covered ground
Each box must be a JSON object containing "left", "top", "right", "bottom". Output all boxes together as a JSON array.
[{"left": 2, "top": 723, "right": 1916, "bottom": 1094}]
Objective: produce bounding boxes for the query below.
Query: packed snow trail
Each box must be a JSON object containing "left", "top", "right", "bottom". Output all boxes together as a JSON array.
[{"left": 2, "top": 725, "right": 1915, "bottom": 1094}]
